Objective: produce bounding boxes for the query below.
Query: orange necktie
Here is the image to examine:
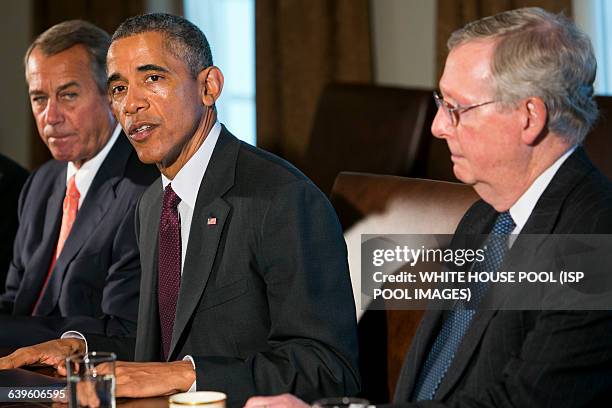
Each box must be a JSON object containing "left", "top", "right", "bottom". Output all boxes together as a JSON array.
[{"left": 32, "top": 174, "right": 80, "bottom": 314}]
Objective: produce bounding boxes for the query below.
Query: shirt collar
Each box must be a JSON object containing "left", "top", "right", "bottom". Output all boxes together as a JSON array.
[
  {"left": 66, "top": 124, "right": 121, "bottom": 205},
  {"left": 509, "top": 145, "right": 576, "bottom": 234},
  {"left": 161, "top": 122, "right": 222, "bottom": 210}
]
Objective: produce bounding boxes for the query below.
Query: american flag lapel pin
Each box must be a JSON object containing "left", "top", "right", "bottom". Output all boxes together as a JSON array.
[{"left": 207, "top": 216, "right": 217, "bottom": 225}]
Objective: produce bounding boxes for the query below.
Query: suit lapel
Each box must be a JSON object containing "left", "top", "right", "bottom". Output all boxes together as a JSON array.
[
  {"left": 166, "top": 127, "right": 240, "bottom": 359},
  {"left": 35, "top": 136, "right": 132, "bottom": 315},
  {"left": 12, "top": 169, "right": 65, "bottom": 315},
  {"left": 521, "top": 147, "right": 592, "bottom": 235},
  {"left": 135, "top": 183, "right": 164, "bottom": 362},
  {"left": 394, "top": 309, "right": 443, "bottom": 401},
  {"left": 434, "top": 309, "right": 497, "bottom": 400}
]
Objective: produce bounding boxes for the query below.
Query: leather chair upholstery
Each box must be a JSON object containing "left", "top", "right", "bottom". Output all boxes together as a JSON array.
[
  {"left": 303, "top": 83, "right": 437, "bottom": 195},
  {"left": 329, "top": 172, "right": 477, "bottom": 402},
  {"left": 584, "top": 95, "right": 612, "bottom": 179}
]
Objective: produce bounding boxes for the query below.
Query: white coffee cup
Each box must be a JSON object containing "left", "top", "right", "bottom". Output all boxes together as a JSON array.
[{"left": 169, "top": 391, "right": 227, "bottom": 407}]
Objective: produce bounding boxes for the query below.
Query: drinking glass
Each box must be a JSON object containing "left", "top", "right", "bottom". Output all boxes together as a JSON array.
[{"left": 66, "top": 351, "right": 116, "bottom": 408}]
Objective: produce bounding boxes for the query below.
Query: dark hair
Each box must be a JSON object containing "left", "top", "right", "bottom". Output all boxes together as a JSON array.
[
  {"left": 112, "top": 13, "right": 213, "bottom": 78},
  {"left": 25, "top": 20, "right": 111, "bottom": 94}
]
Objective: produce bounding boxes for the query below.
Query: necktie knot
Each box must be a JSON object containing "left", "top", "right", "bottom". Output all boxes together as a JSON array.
[
  {"left": 492, "top": 211, "right": 515, "bottom": 235},
  {"left": 162, "top": 184, "right": 181, "bottom": 210}
]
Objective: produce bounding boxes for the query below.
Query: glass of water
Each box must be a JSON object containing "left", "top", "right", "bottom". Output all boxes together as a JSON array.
[{"left": 66, "top": 351, "right": 116, "bottom": 408}]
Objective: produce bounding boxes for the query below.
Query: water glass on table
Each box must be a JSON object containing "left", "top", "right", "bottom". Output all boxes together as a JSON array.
[{"left": 66, "top": 351, "right": 116, "bottom": 408}]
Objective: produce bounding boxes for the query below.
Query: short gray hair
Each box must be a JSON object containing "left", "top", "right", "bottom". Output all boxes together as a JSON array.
[
  {"left": 25, "top": 20, "right": 111, "bottom": 94},
  {"left": 112, "top": 13, "right": 213, "bottom": 79},
  {"left": 448, "top": 7, "right": 597, "bottom": 145}
]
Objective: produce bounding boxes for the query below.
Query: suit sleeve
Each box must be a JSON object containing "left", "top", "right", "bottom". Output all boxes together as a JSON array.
[{"left": 192, "top": 180, "right": 361, "bottom": 403}]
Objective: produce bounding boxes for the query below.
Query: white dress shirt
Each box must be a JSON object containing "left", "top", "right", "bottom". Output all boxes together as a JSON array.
[
  {"left": 66, "top": 124, "right": 121, "bottom": 208},
  {"left": 160, "top": 122, "right": 221, "bottom": 270},
  {"left": 509, "top": 145, "right": 576, "bottom": 236}
]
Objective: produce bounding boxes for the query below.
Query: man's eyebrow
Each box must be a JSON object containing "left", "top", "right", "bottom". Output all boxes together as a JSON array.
[
  {"left": 107, "top": 73, "right": 122, "bottom": 87},
  {"left": 29, "top": 81, "right": 79, "bottom": 96},
  {"left": 137, "top": 64, "right": 170, "bottom": 73},
  {"left": 106, "top": 65, "right": 170, "bottom": 87},
  {"left": 57, "top": 81, "right": 80, "bottom": 92}
]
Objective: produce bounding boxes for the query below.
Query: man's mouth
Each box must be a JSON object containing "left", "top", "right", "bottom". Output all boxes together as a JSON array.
[{"left": 127, "top": 123, "right": 158, "bottom": 141}]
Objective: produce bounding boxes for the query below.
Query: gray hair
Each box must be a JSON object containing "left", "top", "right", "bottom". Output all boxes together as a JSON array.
[
  {"left": 448, "top": 7, "right": 597, "bottom": 145},
  {"left": 25, "top": 20, "right": 111, "bottom": 94},
  {"left": 111, "top": 13, "right": 213, "bottom": 79}
]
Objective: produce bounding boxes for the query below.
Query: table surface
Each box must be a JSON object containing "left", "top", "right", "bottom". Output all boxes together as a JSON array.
[{"left": 0, "top": 348, "right": 171, "bottom": 407}]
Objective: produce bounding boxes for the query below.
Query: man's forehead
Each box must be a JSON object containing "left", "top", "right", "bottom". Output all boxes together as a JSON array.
[
  {"left": 27, "top": 47, "right": 92, "bottom": 90},
  {"left": 440, "top": 39, "right": 496, "bottom": 99},
  {"left": 110, "top": 35, "right": 166, "bottom": 70},
  {"left": 108, "top": 32, "right": 166, "bottom": 61}
]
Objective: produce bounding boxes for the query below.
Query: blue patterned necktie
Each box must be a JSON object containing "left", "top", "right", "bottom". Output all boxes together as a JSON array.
[{"left": 413, "top": 211, "right": 515, "bottom": 401}]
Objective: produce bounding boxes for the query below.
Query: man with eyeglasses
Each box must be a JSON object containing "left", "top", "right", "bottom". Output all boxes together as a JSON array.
[{"left": 246, "top": 7, "right": 612, "bottom": 407}]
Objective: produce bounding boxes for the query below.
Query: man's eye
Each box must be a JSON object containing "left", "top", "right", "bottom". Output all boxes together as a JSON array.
[
  {"left": 111, "top": 85, "right": 127, "bottom": 95},
  {"left": 32, "top": 96, "right": 47, "bottom": 104},
  {"left": 61, "top": 93, "right": 77, "bottom": 100},
  {"left": 146, "top": 75, "right": 161, "bottom": 82}
]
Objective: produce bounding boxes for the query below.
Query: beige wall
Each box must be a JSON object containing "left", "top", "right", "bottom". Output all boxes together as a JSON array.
[
  {"left": 370, "top": 0, "right": 437, "bottom": 89},
  {"left": 0, "top": 0, "right": 32, "bottom": 168}
]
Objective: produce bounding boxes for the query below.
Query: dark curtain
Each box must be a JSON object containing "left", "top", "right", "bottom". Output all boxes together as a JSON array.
[
  {"left": 256, "top": 0, "right": 373, "bottom": 168},
  {"left": 436, "top": 0, "right": 573, "bottom": 80},
  {"left": 29, "top": 0, "right": 146, "bottom": 169}
]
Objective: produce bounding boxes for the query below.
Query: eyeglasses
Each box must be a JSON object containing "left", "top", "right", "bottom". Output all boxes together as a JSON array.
[{"left": 433, "top": 91, "right": 497, "bottom": 127}]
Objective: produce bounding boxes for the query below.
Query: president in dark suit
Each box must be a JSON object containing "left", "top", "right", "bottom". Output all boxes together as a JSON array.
[
  {"left": 0, "top": 154, "right": 28, "bottom": 291},
  {"left": 0, "top": 21, "right": 156, "bottom": 339},
  {"left": 0, "top": 14, "right": 359, "bottom": 408},
  {"left": 245, "top": 7, "right": 612, "bottom": 408}
]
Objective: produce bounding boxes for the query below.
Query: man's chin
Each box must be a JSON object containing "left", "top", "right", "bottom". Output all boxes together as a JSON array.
[
  {"left": 452, "top": 166, "right": 477, "bottom": 186},
  {"left": 49, "top": 151, "right": 76, "bottom": 163},
  {"left": 132, "top": 148, "right": 164, "bottom": 167}
]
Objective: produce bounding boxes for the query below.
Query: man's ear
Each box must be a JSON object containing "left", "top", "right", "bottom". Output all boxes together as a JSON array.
[
  {"left": 198, "top": 66, "right": 224, "bottom": 107},
  {"left": 520, "top": 97, "right": 547, "bottom": 145}
]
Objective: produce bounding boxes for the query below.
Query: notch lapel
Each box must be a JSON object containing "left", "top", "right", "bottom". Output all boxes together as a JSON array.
[
  {"left": 394, "top": 309, "right": 443, "bottom": 401},
  {"left": 168, "top": 127, "right": 240, "bottom": 360},
  {"left": 135, "top": 183, "right": 164, "bottom": 362}
]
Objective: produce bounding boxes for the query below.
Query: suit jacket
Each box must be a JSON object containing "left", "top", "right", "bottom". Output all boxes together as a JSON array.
[
  {"left": 0, "top": 135, "right": 157, "bottom": 339},
  {"left": 0, "top": 154, "right": 28, "bottom": 291},
  {"left": 91, "top": 127, "right": 360, "bottom": 407},
  {"left": 392, "top": 148, "right": 612, "bottom": 407}
]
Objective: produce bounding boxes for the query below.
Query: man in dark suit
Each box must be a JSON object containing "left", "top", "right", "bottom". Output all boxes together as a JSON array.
[
  {"left": 0, "top": 154, "right": 28, "bottom": 292},
  {"left": 0, "top": 13, "right": 359, "bottom": 407},
  {"left": 245, "top": 7, "right": 612, "bottom": 408},
  {"left": 0, "top": 21, "right": 156, "bottom": 339}
]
